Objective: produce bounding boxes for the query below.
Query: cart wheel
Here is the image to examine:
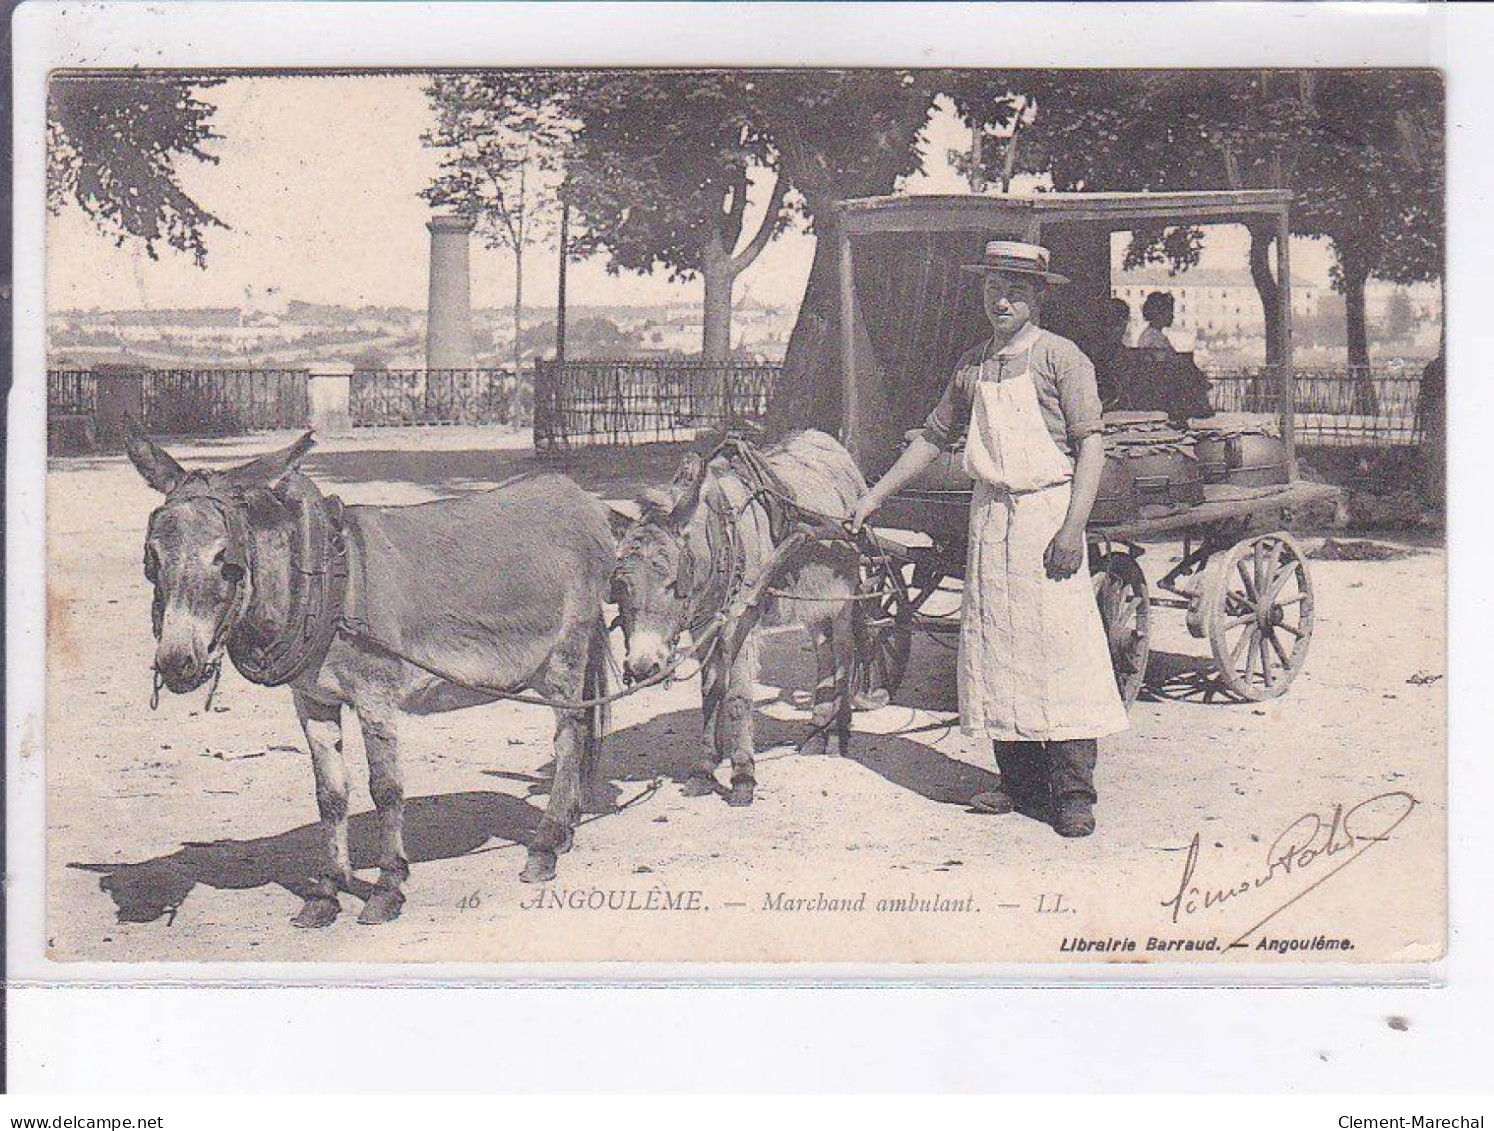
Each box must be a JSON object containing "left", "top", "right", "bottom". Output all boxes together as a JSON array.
[
  {"left": 1092, "top": 551, "right": 1151, "bottom": 710},
  {"left": 1203, "top": 532, "right": 1315, "bottom": 701},
  {"left": 850, "top": 555, "right": 926, "bottom": 710}
]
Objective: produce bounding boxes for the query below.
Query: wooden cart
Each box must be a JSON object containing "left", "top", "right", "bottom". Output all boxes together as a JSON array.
[{"left": 835, "top": 191, "right": 1342, "bottom": 707}]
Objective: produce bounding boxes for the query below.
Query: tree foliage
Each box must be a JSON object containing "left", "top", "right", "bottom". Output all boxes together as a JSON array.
[
  {"left": 948, "top": 70, "right": 1444, "bottom": 364},
  {"left": 422, "top": 72, "right": 570, "bottom": 256},
  {"left": 423, "top": 72, "right": 573, "bottom": 369},
  {"left": 46, "top": 74, "right": 227, "bottom": 267},
  {"left": 561, "top": 72, "right": 786, "bottom": 281}
]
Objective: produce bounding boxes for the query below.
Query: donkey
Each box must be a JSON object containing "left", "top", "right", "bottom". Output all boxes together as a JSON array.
[
  {"left": 612, "top": 430, "right": 866, "bottom": 806},
  {"left": 127, "top": 429, "right": 614, "bottom": 926}
]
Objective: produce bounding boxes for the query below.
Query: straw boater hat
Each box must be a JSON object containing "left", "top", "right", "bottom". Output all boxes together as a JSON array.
[{"left": 961, "top": 240, "right": 1070, "bottom": 285}]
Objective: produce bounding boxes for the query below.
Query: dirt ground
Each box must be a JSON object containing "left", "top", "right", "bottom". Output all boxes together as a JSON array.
[{"left": 42, "top": 428, "right": 1446, "bottom": 966}]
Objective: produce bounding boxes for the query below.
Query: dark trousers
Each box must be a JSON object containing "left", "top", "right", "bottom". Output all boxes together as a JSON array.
[{"left": 993, "top": 739, "right": 1097, "bottom": 805}]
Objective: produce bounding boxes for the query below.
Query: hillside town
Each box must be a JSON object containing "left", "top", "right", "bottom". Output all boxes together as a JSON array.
[
  {"left": 46, "top": 296, "right": 795, "bottom": 371},
  {"left": 48, "top": 270, "right": 1438, "bottom": 374}
]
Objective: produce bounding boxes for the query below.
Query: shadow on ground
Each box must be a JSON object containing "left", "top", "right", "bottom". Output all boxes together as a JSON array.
[
  {"left": 70, "top": 790, "right": 546, "bottom": 925},
  {"left": 1139, "top": 649, "right": 1236, "bottom": 705},
  {"left": 508, "top": 703, "right": 1000, "bottom": 812}
]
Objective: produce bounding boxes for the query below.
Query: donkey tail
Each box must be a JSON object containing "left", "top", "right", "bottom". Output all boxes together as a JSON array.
[{"left": 582, "top": 612, "right": 612, "bottom": 783}]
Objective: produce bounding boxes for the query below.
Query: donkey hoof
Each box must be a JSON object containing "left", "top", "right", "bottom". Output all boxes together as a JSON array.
[
  {"left": 681, "top": 773, "right": 718, "bottom": 798},
  {"left": 727, "top": 779, "right": 756, "bottom": 807},
  {"left": 520, "top": 850, "right": 557, "bottom": 884},
  {"left": 797, "top": 732, "right": 830, "bottom": 758},
  {"left": 852, "top": 689, "right": 890, "bottom": 711},
  {"left": 292, "top": 896, "right": 341, "bottom": 929},
  {"left": 357, "top": 888, "right": 405, "bottom": 925}
]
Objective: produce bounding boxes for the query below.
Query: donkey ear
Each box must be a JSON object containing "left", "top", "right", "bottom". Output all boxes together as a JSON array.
[
  {"left": 639, "top": 487, "right": 675, "bottom": 519},
  {"left": 666, "top": 453, "right": 705, "bottom": 526},
  {"left": 124, "top": 418, "right": 186, "bottom": 494},
  {"left": 223, "top": 431, "right": 316, "bottom": 487},
  {"left": 604, "top": 501, "right": 638, "bottom": 540}
]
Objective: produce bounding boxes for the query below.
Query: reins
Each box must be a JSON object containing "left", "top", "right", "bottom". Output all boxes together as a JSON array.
[
  {"left": 149, "top": 433, "right": 912, "bottom": 717},
  {"left": 332, "top": 613, "right": 727, "bottom": 712}
]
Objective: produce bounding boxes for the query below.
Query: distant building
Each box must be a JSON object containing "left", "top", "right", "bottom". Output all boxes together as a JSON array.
[
  {"left": 1113, "top": 269, "right": 1323, "bottom": 347},
  {"left": 1117, "top": 270, "right": 1440, "bottom": 343}
]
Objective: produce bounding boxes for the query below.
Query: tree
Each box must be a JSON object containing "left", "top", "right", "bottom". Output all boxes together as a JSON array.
[
  {"left": 1295, "top": 71, "right": 1443, "bottom": 368},
  {"left": 949, "top": 70, "right": 1444, "bottom": 371},
  {"left": 561, "top": 72, "right": 789, "bottom": 362},
  {"left": 423, "top": 73, "right": 571, "bottom": 375},
  {"left": 949, "top": 71, "right": 1294, "bottom": 359},
  {"left": 1384, "top": 289, "right": 1417, "bottom": 341},
  {"left": 750, "top": 70, "right": 949, "bottom": 435},
  {"left": 47, "top": 73, "right": 226, "bottom": 266},
  {"left": 429, "top": 69, "right": 941, "bottom": 413}
]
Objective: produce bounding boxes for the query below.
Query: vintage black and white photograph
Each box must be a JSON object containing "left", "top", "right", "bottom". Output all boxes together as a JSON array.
[{"left": 39, "top": 63, "right": 1445, "bottom": 965}]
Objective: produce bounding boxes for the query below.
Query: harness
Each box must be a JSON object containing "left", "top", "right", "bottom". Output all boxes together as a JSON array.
[
  {"left": 639, "top": 434, "right": 792, "bottom": 663},
  {"left": 641, "top": 433, "right": 900, "bottom": 670},
  {"left": 147, "top": 471, "right": 349, "bottom": 696},
  {"left": 145, "top": 434, "right": 900, "bottom": 716}
]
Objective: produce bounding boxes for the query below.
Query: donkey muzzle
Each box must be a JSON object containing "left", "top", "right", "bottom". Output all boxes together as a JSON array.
[{"left": 155, "top": 651, "right": 209, "bottom": 695}]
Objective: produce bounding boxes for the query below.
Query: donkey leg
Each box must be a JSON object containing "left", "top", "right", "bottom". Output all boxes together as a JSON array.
[
  {"left": 798, "top": 619, "right": 837, "bottom": 759},
  {"left": 292, "top": 692, "right": 351, "bottom": 928},
  {"left": 722, "top": 635, "right": 759, "bottom": 807},
  {"left": 356, "top": 709, "right": 408, "bottom": 925},
  {"left": 521, "top": 647, "right": 588, "bottom": 884},
  {"left": 682, "top": 653, "right": 727, "bottom": 798}
]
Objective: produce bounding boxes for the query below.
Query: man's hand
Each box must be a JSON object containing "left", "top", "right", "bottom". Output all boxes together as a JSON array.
[
  {"left": 1044, "top": 524, "right": 1086, "bottom": 580},
  {"left": 849, "top": 494, "right": 881, "bottom": 535}
]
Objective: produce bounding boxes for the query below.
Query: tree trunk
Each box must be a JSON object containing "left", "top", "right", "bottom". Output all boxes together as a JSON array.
[
  {"left": 512, "top": 245, "right": 525, "bottom": 379},
  {"left": 766, "top": 114, "right": 918, "bottom": 440},
  {"left": 1248, "top": 225, "right": 1282, "bottom": 368},
  {"left": 763, "top": 215, "right": 841, "bottom": 439},
  {"left": 1343, "top": 261, "right": 1371, "bottom": 369},
  {"left": 1341, "top": 257, "right": 1377, "bottom": 415},
  {"left": 701, "top": 242, "right": 734, "bottom": 363}
]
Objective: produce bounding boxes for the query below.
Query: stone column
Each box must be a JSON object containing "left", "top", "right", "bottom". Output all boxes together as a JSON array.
[
  {"left": 307, "top": 362, "right": 354, "bottom": 435},
  {"left": 426, "top": 213, "right": 476, "bottom": 371}
]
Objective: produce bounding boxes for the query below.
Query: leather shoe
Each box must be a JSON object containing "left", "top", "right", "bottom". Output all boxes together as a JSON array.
[
  {"left": 969, "top": 789, "right": 1016, "bottom": 815},
  {"left": 1053, "top": 796, "right": 1096, "bottom": 838}
]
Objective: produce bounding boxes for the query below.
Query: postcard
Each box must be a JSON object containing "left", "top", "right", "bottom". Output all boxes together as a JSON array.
[{"left": 37, "top": 60, "right": 1445, "bottom": 966}]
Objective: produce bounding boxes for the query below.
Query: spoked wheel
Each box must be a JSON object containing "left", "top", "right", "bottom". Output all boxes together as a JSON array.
[
  {"left": 1203, "top": 532, "right": 1315, "bottom": 701},
  {"left": 1091, "top": 550, "right": 1151, "bottom": 710},
  {"left": 850, "top": 549, "right": 937, "bottom": 710}
]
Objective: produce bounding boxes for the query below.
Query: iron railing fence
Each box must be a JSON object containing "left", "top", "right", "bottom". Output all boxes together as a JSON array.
[
  {"left": 47, "top": 370, "right": 97, "bottom": 418},
  {"left": 1207, "top": 366, "right": 1428, "bottom": 446},
  {"left": 350, "top": 368, "right": 522, "bottom": 427},
  {"left": 44, "top": 362, "right": 1430, "bottom": 449},
  {"left": 534, "top": 359, "right": 781, "bottom": 448},
  {"left": 142, "top": 368, "right": 311, "bottom": 434}
]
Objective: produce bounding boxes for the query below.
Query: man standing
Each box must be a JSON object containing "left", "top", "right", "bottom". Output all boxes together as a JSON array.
[{"left": 850, "top": 241, "right": 1128, "bottom": 837}]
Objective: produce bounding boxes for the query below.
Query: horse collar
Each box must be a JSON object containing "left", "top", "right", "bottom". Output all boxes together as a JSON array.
[
  {"left": 195, "top": 476, "right": 350, "bottom": 689},
  {"left": 231, "top": 479, "right": 349, "bottom": 688}
]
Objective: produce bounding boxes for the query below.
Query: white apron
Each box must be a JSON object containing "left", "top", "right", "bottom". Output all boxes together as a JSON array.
[{"left": 957, "top": 346, "right": 1130, "bottom": 742}]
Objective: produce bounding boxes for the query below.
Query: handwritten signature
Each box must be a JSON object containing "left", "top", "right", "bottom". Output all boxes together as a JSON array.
[{"left": 1160, "top": 791, "right": 1419, "bottom": 944}]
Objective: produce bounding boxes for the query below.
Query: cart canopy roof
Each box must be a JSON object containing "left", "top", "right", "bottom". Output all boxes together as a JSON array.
[
  {"left": 837, "top": 190, "right": 1292, "bottom": 235},
  {"left": 833, "top": 191, "right": 1294, "bottom": 474}
]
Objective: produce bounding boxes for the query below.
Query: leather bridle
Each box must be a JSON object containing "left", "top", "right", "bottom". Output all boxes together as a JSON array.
[{"left": 144, "top": 472, "right": 348, "bottom": 696}]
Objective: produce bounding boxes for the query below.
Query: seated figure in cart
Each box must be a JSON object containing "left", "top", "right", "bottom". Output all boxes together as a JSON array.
[{"left": 851, "top": 240, "right": 1129, "bottom": 839}]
